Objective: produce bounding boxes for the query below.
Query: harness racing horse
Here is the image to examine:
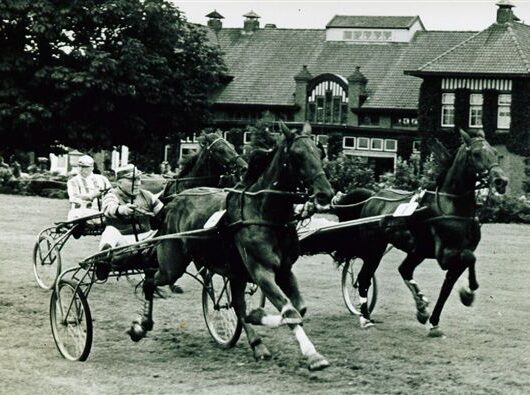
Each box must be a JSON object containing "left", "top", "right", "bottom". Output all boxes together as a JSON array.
[
  {"left": 333, "top": 129, "right": 508, "bottom": 336},
  {"left": 160, "top": 131, "right": 247, "bottom": 203},
  {"left": 129, "top": 122, "right": 335, "bottom": 371}
]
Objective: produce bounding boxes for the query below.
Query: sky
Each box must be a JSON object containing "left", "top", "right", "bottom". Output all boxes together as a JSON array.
[{"left": 172, "top": 0, "right": 530, "bottom": 31}]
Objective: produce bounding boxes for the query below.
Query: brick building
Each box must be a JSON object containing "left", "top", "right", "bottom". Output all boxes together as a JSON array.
[{"left": 190, "top": 1, "right": 529, "bottom": 193}]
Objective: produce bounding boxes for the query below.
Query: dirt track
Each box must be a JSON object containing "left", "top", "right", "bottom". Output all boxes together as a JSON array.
[{"left": 1, "top": 194, "right": 529, "bottom": 394}]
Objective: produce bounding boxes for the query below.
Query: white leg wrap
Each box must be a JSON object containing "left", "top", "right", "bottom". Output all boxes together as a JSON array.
[
  {"left": 261, "top": 315, "right": 282, "bottom": 328},
  {"left": 280, "top": 303, "right": 294, "bottom": 315},
  {"left": 293, "top": 325, "right": 316, "bottom": 357},
  {"left": 359, "top": 296, "right": 367, "bottom": 304}
]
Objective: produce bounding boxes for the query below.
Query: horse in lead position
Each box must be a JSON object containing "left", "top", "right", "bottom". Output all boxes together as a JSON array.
[
  {"left": 332, "top": 129, "right": 508, "bottom": 336},
  {"left": 129, "top": 122, "right": 335, "bottom": 371}
]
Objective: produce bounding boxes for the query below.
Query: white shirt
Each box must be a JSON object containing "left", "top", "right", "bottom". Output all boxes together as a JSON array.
[{"left": 67, "top": 173, "right": 112, "bottom": 209}]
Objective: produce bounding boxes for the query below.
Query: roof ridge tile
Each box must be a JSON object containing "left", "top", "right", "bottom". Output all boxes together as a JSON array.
[{"left": 506, "top": 24, "right": 530, "bottom": 73}]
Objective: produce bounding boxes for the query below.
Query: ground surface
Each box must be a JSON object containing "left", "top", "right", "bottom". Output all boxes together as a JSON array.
[{"left": 0, "top": 194, "right": 529, "bottom": 394}]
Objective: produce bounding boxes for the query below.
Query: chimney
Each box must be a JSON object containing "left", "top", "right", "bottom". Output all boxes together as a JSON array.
[
  {"left": 206, "top": 10, "right": 224, "bottom": 32},
  {"left": 243, "top": 10, "right": 260, "bottom": 34},
  {"left": 496, "top": 0, "right": 518, "bottom": 24}
]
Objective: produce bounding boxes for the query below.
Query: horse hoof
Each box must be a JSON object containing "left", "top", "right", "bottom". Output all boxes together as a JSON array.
[
  {"left": 127, "top": 322, "right": 146, "bottom": 342},
  {"left": 299, "top": 306, "right": 307, "bottom": 318},
  {"left": 428, "top": 326, "right": 445, "bottom": 338},
  {"left": 245, "top": 308, "right": 267, "bottom": 325},
  {"left": 253, "top": 343, "right": 272, "bottom": 361},
  {"left": 359, "top": 316, "right": 375, "bottom": 329},
  {"left": 307, "top": 352, "right": 330, "bottom": 371},
  {"left": 459, "top": 287, "right": 475, "bottom": 307},
  {"left": 281, "top": 307, "right": 303, "bottom": 325},
  {"left": 416, "top": 309, "right": 430, "bottom": 325},
  {"left": 141, "top": 318, "right": 154, "bottom": 332}
]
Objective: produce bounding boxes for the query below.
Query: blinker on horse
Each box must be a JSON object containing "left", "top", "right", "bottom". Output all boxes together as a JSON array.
[
  {"left": 130, "top": 121, "right": 334, "bottom": 371},
  {"left": 331, "top": 129, "right": 508, "bottom": 336},
  {"left": 160, "top": 131, "right": 247, "bottom": 203}
]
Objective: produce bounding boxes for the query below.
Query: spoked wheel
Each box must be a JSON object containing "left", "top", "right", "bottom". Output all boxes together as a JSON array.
[
  {"left": 202, "top": 272, "right": 242, "bottom": 348},
  {"left": 50, "top": 279, "right": 93, "bottom": 361},
  {"left": 341, "top": 258, "right": 377, "bottom": 316},
  {"left": 33, "top": 235, "right": 62, "bottom": 290}
]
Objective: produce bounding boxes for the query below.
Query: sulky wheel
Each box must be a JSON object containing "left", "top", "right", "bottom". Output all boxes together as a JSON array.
[
  {"left": 33, "top": 234, "right": 62, "bottom": 290},
  {"left": 50, "top": 279, "right": 93, "bottom": 361},
  {"left": 202, "top": 272, "right": 242, "bottom": 348},
  {"left": 341, "top": 258, "right": 377, "bottom": 316}
]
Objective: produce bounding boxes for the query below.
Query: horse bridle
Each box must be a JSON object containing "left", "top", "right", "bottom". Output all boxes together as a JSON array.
[{"left": 174, "top": 136, "right": 244, "bottom": 189}]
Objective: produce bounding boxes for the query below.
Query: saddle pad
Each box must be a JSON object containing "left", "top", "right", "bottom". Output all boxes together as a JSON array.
[
  {"left": 204, "top": 210, "right": 227, "bottom": 229},
  {"left": 392, "top": 202, "right": 419, "bottom": 217}
]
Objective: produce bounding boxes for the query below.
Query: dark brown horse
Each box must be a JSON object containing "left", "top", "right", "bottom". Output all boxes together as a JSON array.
[
  {"left": 330, "top": 129, "right": 508, "bottom": 336},
  {"left": 160, "top": 131, "right": 247, "bottom": 203},
  {"left": 129, "top": 122, "right": 334, "bottom": 370}
]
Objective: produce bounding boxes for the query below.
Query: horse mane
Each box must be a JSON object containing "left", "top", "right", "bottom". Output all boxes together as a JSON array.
[{"left": 242, "top": 147, "right": 277, "bottom": 186}]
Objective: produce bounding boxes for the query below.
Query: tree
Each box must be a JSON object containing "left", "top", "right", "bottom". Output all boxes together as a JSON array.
[{"left": 0, "top": 0, "right": 227, "bottom": 157}]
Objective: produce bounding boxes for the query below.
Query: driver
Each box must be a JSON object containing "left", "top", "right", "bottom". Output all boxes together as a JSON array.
[
  {"left": 67, "top": 155, "right": 111, "bottom": 220},
  {"left": 99, "top": 164, "right": 164, "bottom": 251}
]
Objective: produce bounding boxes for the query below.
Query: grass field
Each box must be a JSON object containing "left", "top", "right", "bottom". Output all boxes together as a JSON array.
[{"left": 0, "top": 193, "right": 529, "bottom": 394}]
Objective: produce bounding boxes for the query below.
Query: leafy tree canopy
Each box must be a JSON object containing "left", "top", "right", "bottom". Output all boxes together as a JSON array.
[{"left": 0, "top": 0, "right": 227, "bottom": 154}]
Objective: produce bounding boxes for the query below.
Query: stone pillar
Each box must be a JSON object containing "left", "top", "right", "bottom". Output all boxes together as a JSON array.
[
  {"left": 347, "top": 66, "right": 367, "bottom": 126},
  {"left": 293, "top": 65, "right": 313, "bottom": 122}
]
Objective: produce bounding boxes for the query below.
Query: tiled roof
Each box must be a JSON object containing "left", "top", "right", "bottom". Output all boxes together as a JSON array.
[
  {"left": 210, "top": 27, "right": 474, "bottom": 109},
  {"left": 413, "top": 22, "right": 530, "bottom": 75},
  {"left": 326, "top": 15, "right": 419, "bottom": 29}
]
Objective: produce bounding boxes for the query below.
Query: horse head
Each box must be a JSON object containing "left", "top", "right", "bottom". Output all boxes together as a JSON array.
[
  {"left": 197, "top": 131, "right": 248, "bottom": 177},
  {"left": 279, "top": 120, "right": 334, "bottom": 209},
  {"left": 459, "top": 129, "right": 508, "bottom": 194}
]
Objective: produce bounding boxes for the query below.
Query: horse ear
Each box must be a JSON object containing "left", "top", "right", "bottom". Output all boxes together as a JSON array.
[
  {"left": 215, "top": 129, "right": 223, "bottom": 138},
  {"left": 429, "top": 138, "right": 451, "bottom": 164},
  {"left": 459, "top": 128, "right": 472, "bottom": 146},
  {"left": 302, "top": 121, "right": 312, "bottom": 135},
  {"left": 278, "top": 120, "right": 293, "bottom": 140}
]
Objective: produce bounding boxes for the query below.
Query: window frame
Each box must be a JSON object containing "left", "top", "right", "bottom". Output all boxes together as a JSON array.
[
  {"left": 343, "top": 136, "right": 356, "bottom": 149},
  {"left": 469, "top": 93, "right": 483, "bottom": 128},
  {"left": 497, "top": 93, "right": 511, "bottom": 130},
  {"left": 371, "top": 138, "right": 384, "bottom": 151},
  {"left": 357, "top": 137, "right": 369, "bottom": 150},
  {"left": 441, "top": 92, "right": 455, "bottom": 127},
  {"left": 384, "top": 139, "right": 397, "bottom": 152}
]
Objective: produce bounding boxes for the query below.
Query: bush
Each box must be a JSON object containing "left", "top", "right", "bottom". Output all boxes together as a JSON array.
[
  {"left": 324, "top": 155, "right": 377, "bottom": 192},
  {"left": 478, "top": 194, "right": 530, "bottom": 223}
]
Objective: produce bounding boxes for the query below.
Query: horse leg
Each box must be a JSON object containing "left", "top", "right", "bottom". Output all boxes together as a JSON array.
[
  {"left": 239, "top": 247, "right": 329, "bottom": 371},
  {"left": 428, "top": 263, "right": 467, "bottom": 337},
  {"left": 127, "top": 268, "right": 156, "bottom": 342},
  {"left": 459, "top": 256, "right": 478, "bottom": 307},
  {"left": 127, "top": 241, "right": 188, "bottom": 342},
  {"left": 398, "top": 252, "right": 430, "bottom": 324},
  {"left": 276, "top": 269, "right": 307, "bottom": 317},
  {"left": 230, "top": 280, "right": 271, "bottom": 361},
  {"left": 357, "top": 249, "right": 385, "bottom": 328}
]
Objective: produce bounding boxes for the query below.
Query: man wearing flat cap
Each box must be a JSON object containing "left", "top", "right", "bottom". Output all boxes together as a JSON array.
[
  {"left": 67, "top": 155, "right": 112, "bottom": 220},
  {"left": 99, "top": 164, "right": 164, "bottom": 250}
]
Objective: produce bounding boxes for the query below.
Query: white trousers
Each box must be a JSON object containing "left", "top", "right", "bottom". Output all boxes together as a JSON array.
[{"left": 99, "top": 226, "right": 156, "bottom": 250}]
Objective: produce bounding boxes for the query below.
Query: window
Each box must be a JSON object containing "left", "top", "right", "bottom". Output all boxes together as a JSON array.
[
  {"left": 441, "top": 93, "right": 455, "bottom": 127},
  {"left": 498, "top": 94, "right": 511, "bottom": 129},
  {"left": 343, "top": 136, "right": 355, "bottom": 149},
  {"left": 371, "top": 138, "right": 383, "bottom": 151},
  {"left": 343, "top": 31, "right": 352, "bottom": 40},
  {"left": 357, "top": 137, "right": 369, "bottom": 150},
  {"left": 412, "top": 140, "right": 421, "bottom": 153},
  {"left": 469, "top": 93, "right": 483, "bottom": 128},
  {"left": 307, "top": 80, "right": 348, "bottom": 124},
  {"left": 393, "top": 116, "right": 418, "bottom": 128},
  {"left": 384, "top": 139, "right": 397, "bottom": 152},
  {"left": 243, "top": 132, "right": 251, "bottom": 144}
]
